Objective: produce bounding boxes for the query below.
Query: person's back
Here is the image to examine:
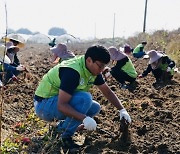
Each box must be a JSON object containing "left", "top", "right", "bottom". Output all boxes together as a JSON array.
[{"left": 133, "top": 41, "right": 147, "bottom": 58}]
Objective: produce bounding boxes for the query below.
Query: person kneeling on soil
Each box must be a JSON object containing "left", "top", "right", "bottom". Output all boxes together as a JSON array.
[
  {"left": 103, "top": 46, "right": 137, "bottom": 90},
  {"left": 133, "top": 41, "right": 147, "bottom": 58},
  {"left": 50, "top": 43, "right": 75, "bottom": 63},
  {"left": 34, "top": 45, "right": 131, "bottom": 151},
  {"left": 0, "top": 43, "right": 26, "bottom": 85},
  {"left": 138, "top": 50, "right": 175, "bottom": 87}
]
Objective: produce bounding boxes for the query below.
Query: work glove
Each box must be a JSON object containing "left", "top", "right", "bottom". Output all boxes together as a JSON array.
[
  {"left": 138, "top": 74, "right": 143, "bottom": 78},
  {"left": 16, "top": 65, "right": 26, "bottom": 71},
  {"left": 119, "top": 109, "right": 131, "bottom": 123},
  {"left": 83, "top": 116, "right": 97, "bottom": 131},
  {"left": 102, "top": 67, "right": 111, "bottom": 79},
  {"left": 166, "top": 67, "right": 171, "bottom": 72}
]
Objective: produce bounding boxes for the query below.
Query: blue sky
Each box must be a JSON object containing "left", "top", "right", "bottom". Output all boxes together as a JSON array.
[{"left": 0, "top": 0, "right": 180, "bottom": 39}]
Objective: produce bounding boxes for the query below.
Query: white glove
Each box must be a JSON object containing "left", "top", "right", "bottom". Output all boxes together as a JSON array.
[
  {"left": 166, "top": 67, "right": 171, "bottom": 72},
  {"left": 104, "top": 66, "right": 111, "bottom": 71},
  {"left": 119, "top": 109, "right": 131, "bottom": 123},
  {"left": 16, "top": 65, "right": 25, "bottom": 71},
  {"left": 103, "top": 67, "right": 111, "bottom": 78},
  {"left": 83, "top": 116, "right": 97, "bottom": 131}
]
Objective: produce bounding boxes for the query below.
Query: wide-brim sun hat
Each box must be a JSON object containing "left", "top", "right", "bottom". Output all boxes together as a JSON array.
[
  {"left": 2, "top": 34, "right": 25, "bottom": 48},
  {"left": 147, "top": 50, "right": 164, "bottom": 64},
  {"left": 108, "top": 46, "right": 127, "bottom": 61},
  {"left": 0, "top": 45, "right": 11, "bottom": 64},
  {"left": 50, "top": 43, "right": 75, "bottom": 59}
]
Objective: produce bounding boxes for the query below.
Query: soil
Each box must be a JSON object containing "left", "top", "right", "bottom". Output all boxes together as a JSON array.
[{"left": 1, "top": 44, "right": 180, "bottom": 153}]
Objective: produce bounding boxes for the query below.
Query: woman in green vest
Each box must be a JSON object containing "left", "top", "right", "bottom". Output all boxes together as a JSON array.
[
  {"left": 133, "top": 41, "right": 147, "bottom": 58},
  {"left": 107, "top": 46, "right": 137, "bottom": 89},
  {"left": 138, "top": 50, "right": 175, "bottom": 87},
  {"left": 34, "top": 45, "right": 131, "bottom": 151}
]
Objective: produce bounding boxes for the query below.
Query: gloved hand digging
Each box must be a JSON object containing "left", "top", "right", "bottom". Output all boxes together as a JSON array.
[
  {"left": 83, "top": 116, "right": 97, "bottom": 131},
  {"left": 119, "top": 108, "right": 131, "bottom": 123},
  {"left": 166, "top": 67, "right": 171, "bottom": 72},
  {"left": 16, "top": 65, "right": 26, "bottom": 71}
]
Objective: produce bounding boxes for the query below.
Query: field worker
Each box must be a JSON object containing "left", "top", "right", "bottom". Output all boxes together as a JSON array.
[
  {"left": 104, "top": 46, "right": 137, "bottom": 89},
  {"left": 3, "top": 34, "right": 25, "bottom": 66},
  {"left": 3, "top": 42, "right": 26, "bottom": 83},
  {"left": 34, "top": 45, "right": 131, "bottom": 151},
  {"left": 50, "top": 43, "right": 75, "bottom": 63},
  {"left": 119, "top": 44, "right": 133, "bottom": 55},
  {"left": 138, "top": 50, "right": 176, "bottom": 87},
  {"left": 133, "top": 41, "right": 147, "bottom": 58}
]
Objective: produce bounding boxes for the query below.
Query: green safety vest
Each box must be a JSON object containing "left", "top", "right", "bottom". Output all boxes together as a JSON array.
[
  {"left": 133, "top": 44, "right": 143, "bottom": 54},
  {"left": 159, "top": 62, "right": 174, "bottom": 75},
  {"left": 0, "top": 63, "right": 4, "bottom": 71},
  {"left": 121, "top": 58, "right": 137, "bottom": 78},
  {"left": 35, "top": 55, "right": 96, "bottom": 98}
]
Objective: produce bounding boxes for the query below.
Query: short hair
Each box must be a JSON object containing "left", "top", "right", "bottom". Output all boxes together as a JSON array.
[
  {"left": 85, "top": 45, "right": 110, "bottom": 64},
  {"left": 142, "top": 41, "right": 147, "bottom": 45}
]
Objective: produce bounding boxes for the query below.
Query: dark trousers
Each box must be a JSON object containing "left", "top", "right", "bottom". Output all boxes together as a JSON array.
[
  {"left": 133, "top": 51, "right": 146, "bottom": 58},
  {"left": 1, "top": 63, "right": 20, "bottom": 82},
  {"left": 152, "top": 68, "right": 172, "bottom": 82},
  {"left": 111, "top": 69, "right": 136, "bottom": 84}
]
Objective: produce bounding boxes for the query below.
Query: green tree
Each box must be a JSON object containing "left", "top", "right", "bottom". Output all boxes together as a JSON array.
[
  {"left": 48, "top": 27, "right": 67, "bottom": 36},
  {"left": 16, "top": 28, "right": 33, "bottom": 35}
]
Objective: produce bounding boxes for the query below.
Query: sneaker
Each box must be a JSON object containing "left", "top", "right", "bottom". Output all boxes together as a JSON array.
[
  {"left": 128, "top": 81, "right": 138, "bottom": 89},
  {"left": 0, "top": 80, "right": 3, "bottom": 87},
  {"left": 61, "top": 137, "right": 81, "bottom": 152},
  {"left": 120, "top": 83, "right": 129, "bottom": 89},
  {"left": 143, "top": 54, "right": 149, "bottom": 59},
  {"left": 152, "top": 80, "right": 163, "bottom": 88}
]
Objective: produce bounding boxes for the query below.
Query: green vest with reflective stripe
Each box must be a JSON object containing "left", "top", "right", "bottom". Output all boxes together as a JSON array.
[
  {"left": 35, "top": 55, "right": 96, "bottom": 98},
  {"left": 0, "top": 64, "right": 3, "bottom": 71},
  {"left": 159, "top": 62, "right": 174, "bottom": 75},
  {"left": 133, "top": 44, "right": 143, "bottom": 54},
  {"left": 121, "top": 58, "right": 137, "bottom": 78}
]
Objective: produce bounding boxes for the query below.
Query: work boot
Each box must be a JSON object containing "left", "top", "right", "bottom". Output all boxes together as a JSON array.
[
  {"left": 152, "top": 80, "right": 163, "bottom": 88},
  {"left": 128, "top": 81, "right": 138, "bottom": 90},
  {"left": 60, "top": 137, "right": 81, "bottom": 152},
  {"left": 120, "top": 83, "right": 129, "bottom": 89}
]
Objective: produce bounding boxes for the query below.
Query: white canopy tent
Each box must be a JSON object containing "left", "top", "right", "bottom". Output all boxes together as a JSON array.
[{"left": 27, "top": 34, "right": 51, "bottom": 44}]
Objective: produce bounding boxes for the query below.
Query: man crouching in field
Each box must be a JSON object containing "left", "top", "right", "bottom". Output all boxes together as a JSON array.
[{"left": 33, "top": 45, "right": 131, "bottom": 151}]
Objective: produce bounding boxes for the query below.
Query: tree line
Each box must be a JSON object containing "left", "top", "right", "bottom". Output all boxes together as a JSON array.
[{"left": 7, "top": 27, "right": 67, "bottom": 36}]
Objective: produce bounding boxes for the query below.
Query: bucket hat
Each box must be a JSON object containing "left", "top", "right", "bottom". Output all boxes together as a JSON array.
[
  {"left": 108, "top": 46, "right": 127, "bottom": 61},
  {"left": 2, "top": 34, "right": 25, "bottom": 48},
  {"left": 147, "top": 50, "right": 164, "bottom": 64},
  {"left": 123, "top": 44, "right": 132, "bottom": 53},
  {"left": 50, "top": 43, "right": 75, "bottom": 60}
]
